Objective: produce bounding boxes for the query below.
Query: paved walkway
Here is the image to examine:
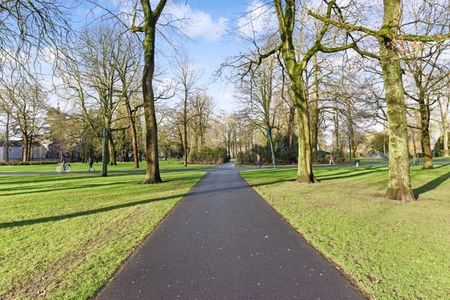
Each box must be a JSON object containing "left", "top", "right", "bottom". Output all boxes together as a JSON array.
[{"left": 95, "top": 163, "right": 364, "bottom": 299}]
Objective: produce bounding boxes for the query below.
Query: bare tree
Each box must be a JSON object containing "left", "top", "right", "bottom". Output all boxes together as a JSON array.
[
  {"left": 174, "top": 53, "right": 202, "bottom": 167},
  {"left": 237, "top": 54, "right": 282, "bottom": 167},
  {"left": 130, "top": 0, "right": 168, "bottom": 184},
  {"left": 60, "top": 25, "right": 124, "bottom": 175},
  {"left": 189, "top": 90, "right": 213, "bottom": 154},
  {"left": 0, "top": 77, "right": 46, "bottom": 161},
  {"left": 311, "top": 0, "right": 450, "bottom": 201}
]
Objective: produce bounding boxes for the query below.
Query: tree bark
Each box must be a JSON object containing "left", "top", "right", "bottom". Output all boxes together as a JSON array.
[
  {"left": 183, "top": 92, "right": 188, "bottom": 167},
  {"left": 5, "top": 114, "right": 9, "bottom": 162},
  {"left": 334, "top": 108, "right": 340, "bottom": 150},
  {"left": 437, "top": 96, "right": 449, "bottom": 157},
  {"left": 108, "top": 133, "right": 117, "bottom": 165},
  {"left": 22, "top": 135, "right": 29, "bottom": 162},
  {"left": 275, "top": 0, "right": 316, "bottom": 183},
  {"left": 310, "top": 54, "right": 320, "bottom": 151},
  {"left": 418, "top": 95, "right": 433, "bottom": 168},
  {"left": 101, "top": 128, "right": 109, "bottom": 177},
  {"left": 126, "top": 104, "right": 140, "bottom": 168},
  {"left": 379, "top": 0, "right": 415, "bottom": 201},
  {"left": 142, "top": 23, "right": 162, "bottom": 183},
  {"left": 287, "top": 105, "right": 295, "bottom": 148}
]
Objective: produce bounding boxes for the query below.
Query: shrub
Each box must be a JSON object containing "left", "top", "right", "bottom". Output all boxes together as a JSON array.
[
  {"left": 331, "top": 148, "right": 345, "bottom": 162},
  {"left": 312, "top": 150, "right": 330, "bottom": 163},
  {"left": 189, "top": 147, "right": 229, "bottom": 164}
]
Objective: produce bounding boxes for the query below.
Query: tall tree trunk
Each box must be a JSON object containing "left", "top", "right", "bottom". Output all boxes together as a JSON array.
[
  {"left": 108, "top": 133, "right": 117, "bottom": 165},
  {"left": 22, "top": 135, "right": 29, "bottom": 162},
  {"left": 142, "top": 23, "right": 162, "bottom": 183},
  {"left": 444, "top": 127, "right": 449, "bottom": 157},
  {"left": 126, "top": 104, "right": 140, "bottom": 168},
  {"left": 287, "top": 105, "right": 295, "bottom": 148},
  {"left": 294, "top": 102, "right": 315, "bottom": 182},
  {"left": 334, "top": 108, "right": 340, "bottom": 150},
  {"left": 310, "top": 54, "right": 320, "bottom": 151},
  {"left": 28, "top": 136, "right": 32, "bottom": 161},
  {"left": 183, "top": 95, "right": 188, "bottom": 167},
  {"left": 437, "top": 96, "right": 449, "bottom": 157},
  {"left": 379, "top": 0, "right": 415, "bottom": 201},
  {"left": 267, "top": 126, "right": 276, "bottom": 168},
  {"left": 418, "top": 93, "right": 433, "bottom": 168},
  {"left": 5, "top": 114, "right": 9, "bottom": 162},
  {"left": 101, "top": 128, "right": 109, "bottom": 177}
]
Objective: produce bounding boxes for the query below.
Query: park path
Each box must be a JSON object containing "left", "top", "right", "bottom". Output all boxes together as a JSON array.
[{"left": 95, "top": 163, "right": 364, "bottom": 299}]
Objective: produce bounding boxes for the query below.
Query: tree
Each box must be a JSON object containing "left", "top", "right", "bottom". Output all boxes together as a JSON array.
[
  {"left": 189, "top": 90, "right": 213, "bottom": 153},
  {"left": 113, "top": 32, "right": 143, "bottom": 168},
  {"left": 436, "top": 82, "right": 449, "bottom": 157},
  {"left": 400, "top": 2, "right": 449, "bottom": 168},
  {"left": 0, "top": 79, "right": 46, "bottom": 161},
  {"left": 174, "top": 53, "right": 202, "bottom": 167},
  {"left": 225, "top": 0, "right": 358, "bottom": 182},
  {"left": 0, "top": 0, "right": 70, "bottom": 71},
  {"left": 310, "top": 0, "right": 450, "bottom": 201},
  {"left": 238, "top": 54, "right": 282, "bottom": 167},
  {"left": 60, "top": 25, "right": 125, "bottom": 175},
  {"left": 130, "top": 0, "right": 168, "bottom": 184}
]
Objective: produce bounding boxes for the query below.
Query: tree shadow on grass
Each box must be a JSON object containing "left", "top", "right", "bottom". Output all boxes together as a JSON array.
[
  {"left": 0, "top": 176, "right": 285, "bottom": 229},
  {"left": 0, "top": 173, "right": 202, "bottom": 196},
  {"left": 317, "top": 167, "right": 386, "bottom": 181},
  {"left": 413, "top": 171, "right": 450, "bottom": 198},
  {"left": 0, "top": 194, "right": 183, "bottom": 229}
]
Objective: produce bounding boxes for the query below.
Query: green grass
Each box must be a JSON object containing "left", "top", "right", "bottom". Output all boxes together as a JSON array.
[
  {"left": 241, "top": 165, "right": 450, "bottom": 300},
  {"left": 0, "top": 159, "right": 214, "bottom": 172},
  {"left": 0, "top": 170, "right": 206, "bottom": 299}
]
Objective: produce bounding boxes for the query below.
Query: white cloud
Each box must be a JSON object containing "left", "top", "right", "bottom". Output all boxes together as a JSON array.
[
  {"left": 237, "top": 1, "right": 277, "bottom": 37},
  {"left": 165, "top": 3, "right": 229, "bottom": 42}
]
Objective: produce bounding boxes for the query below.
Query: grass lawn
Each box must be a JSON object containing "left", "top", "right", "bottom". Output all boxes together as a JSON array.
[
  {"left": 241, "top": 164, "right": 450, "bottom": 300},
  {"left": 0, "top": 170, "right": 206, "bottom": 299},
  {"left": 0, "top": 159, "right": 214, "bottom": 173}
]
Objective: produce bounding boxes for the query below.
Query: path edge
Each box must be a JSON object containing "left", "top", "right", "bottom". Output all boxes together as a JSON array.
[
  {"left": 90, "top": 171, "right": 210, "bottom": 299},
  {"left": 238, "top": 171, "right": 372, "bottom": 300}
]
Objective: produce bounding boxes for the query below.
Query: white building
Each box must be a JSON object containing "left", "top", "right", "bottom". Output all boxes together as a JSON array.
[{"left": 0, "top": 141, "right": 47, "bottom": 162}]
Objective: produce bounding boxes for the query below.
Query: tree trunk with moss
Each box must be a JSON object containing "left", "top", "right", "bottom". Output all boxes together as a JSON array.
[
  {"left": 310, "top": 54, "right": 320, "bottom": 151},
  {"left": 275, "top": 0, "right": 316, "bottom": 183},
  {"left": 379, "top": 0, "right": 415, "bottom": 201},
  {"left": 137, "top": 0, "right": 167, "bottom": 184},
  {"left": 108, "top": 134, "right": 117, "bottom": 165},
  {"left": 142, "top": 25, "right": 161, "bottom": 183},
  {"left": 418, "top": 94, "right": 433, "bottom": 168}
]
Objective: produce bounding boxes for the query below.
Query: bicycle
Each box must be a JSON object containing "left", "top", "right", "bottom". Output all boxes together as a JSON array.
[{"left": 56, "top": 163, "right": 71, "bottom": 173}]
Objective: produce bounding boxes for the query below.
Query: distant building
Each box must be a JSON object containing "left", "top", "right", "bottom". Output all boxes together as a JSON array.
[{"left": 0, "top": 141, "right": 47, "bottom": 162}]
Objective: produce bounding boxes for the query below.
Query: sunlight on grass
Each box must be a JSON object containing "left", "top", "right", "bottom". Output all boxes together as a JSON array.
[
  {"left": 241, "top": 165, "right": 450, "bottom": 299},
  {"left": 0, "top": 159, "right": 215, "bottom": 173},
  {"left": 0, "top": 170, "right": 205, "bottom": 299}
]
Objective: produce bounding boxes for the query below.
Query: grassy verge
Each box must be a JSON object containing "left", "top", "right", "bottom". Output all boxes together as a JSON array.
[
  {"left": 0, "top": 170, "right": 206, "bottom": 299},
  {"left": 241, "top": 165, "right": 450, "bottom": 299},
  {"left": 0, "top": 159, "right": 214, "bottom": 172}
]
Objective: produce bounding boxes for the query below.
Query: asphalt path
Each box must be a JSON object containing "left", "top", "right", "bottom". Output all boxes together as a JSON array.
[{"left": 95, "top": 163, "right": 364, "bottom": 300}]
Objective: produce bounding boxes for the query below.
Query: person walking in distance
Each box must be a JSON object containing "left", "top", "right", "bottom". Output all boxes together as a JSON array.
[
  {"left": 256, "top": 153, "right": 261, "bottom": 168},
  {"left": 329, "top": 154, "right": 336, "bottom": 166},
  {"left": 88, "top": 155, "right": 94, "bottom": 172}
]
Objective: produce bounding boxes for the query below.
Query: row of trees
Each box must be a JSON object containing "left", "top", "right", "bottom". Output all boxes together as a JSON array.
[
  {"left": 0, "top": 0, "right": 449, "bottom": 202},
  {"left": 220, "top": 0, "right": 449, "bottom": 201}
]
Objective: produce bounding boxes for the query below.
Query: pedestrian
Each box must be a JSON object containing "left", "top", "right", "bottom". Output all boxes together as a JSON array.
[
  {"left": 256, "top": 153, "right": 261, "bottom": 168},
  {"left": 88, "top": 155, "right": 94, "bottom": 172},
  {"left": 329, "top": 154, "right": 336, "bottom": 166}
]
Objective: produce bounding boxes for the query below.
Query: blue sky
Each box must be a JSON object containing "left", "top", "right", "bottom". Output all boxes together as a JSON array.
[
  {"left": 48, "top": 0, "right": 273, "bottom": 112},
  {"left": 155, "top": 0, "right": 257, "bottom": 112}
]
